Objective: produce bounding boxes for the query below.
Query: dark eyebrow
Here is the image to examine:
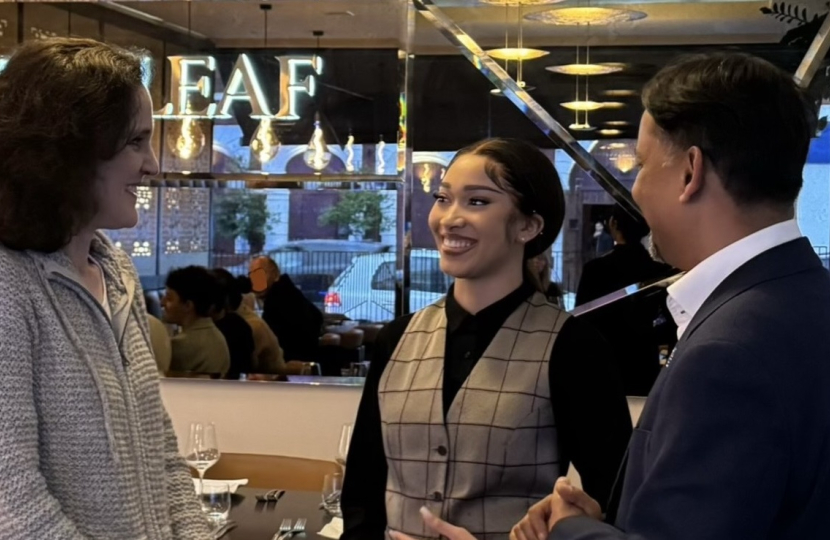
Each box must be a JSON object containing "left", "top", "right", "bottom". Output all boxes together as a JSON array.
[
  {"left": 133, "top": 128, "right": 152, "bottom": 138},
  {"left": 439, "top": 182, "right": 504, "bottom": 194}
]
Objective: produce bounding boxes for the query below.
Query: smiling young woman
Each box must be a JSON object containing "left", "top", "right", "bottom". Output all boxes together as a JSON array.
[
  {"left": 341, "top": 138, "right": 633, "bottom": 540},
  {"left": 0, "top": 38, "right": 210, "bottom": 538}
]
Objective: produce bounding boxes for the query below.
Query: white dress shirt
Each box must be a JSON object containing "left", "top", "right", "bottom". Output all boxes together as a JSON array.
[{"left": 667, "top": 219, "right": 802, "bottom": 339}]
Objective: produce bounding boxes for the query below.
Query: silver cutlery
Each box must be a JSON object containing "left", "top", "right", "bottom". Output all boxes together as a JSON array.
[
  {"left": 256, "top": 489, "right": 287, "bottom": 503},
  {"left": 284, "top": 518, "right": 307, "bottom": 539},
  {"left": 271, "top": 518, "right": 292, "bottom": 540}
]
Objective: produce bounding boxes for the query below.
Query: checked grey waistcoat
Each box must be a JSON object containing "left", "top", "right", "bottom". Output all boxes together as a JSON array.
[{"left": 379, "top": 292, "right": 569, "bottom": 540}]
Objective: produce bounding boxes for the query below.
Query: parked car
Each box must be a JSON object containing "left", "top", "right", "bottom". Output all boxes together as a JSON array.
[
  {"left": 324, "top": 249, "right": 451, "bottom": 322},
  {"left": 216, "top": 240, "right": 392, "bottom": 308},
  {"left": 270, "top": 240, "right": 393, "bottom": 307}
]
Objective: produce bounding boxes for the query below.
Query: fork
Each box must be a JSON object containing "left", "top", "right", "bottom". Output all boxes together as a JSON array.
[
  {"left": 284, "top": 518, "right": 307, "bottom": 539},
  {"left": 271, "top": 518, "right": 292, "bottom": 540}
]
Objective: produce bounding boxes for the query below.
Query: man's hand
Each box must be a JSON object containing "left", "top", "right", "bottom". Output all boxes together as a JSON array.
[
  {"left": 389, "top": 507, "right": 478, "bottom": 540},
  {"left": 510, "top": 478, "right": 603, "bottom": 540}
]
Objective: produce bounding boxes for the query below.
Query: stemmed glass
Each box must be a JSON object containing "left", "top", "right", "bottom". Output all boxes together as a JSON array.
[
  {"left": 185, "top": 422, "right": 220, "bottom": 495},
  {"left": 336, "top": 423, "right": 353, "bottom": 473}
]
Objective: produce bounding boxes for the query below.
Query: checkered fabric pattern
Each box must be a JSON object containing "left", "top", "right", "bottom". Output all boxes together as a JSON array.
[{"left": 379, "top": 292, "right": 568, "bottom": 540}]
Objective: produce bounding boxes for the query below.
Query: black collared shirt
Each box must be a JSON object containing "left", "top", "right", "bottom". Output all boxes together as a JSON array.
[
  {"left": 341, "top": 284, "right": 633, "bottom": 540},
  {"left": 442, "top": 281, "right": 537, "bottom": 416}
]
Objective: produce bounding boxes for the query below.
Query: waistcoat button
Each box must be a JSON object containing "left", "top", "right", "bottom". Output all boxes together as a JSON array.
[
  {"left": 432, "top": 491, "right": 443, "bottom": 502},
  {"left": 437, "top": 445, "right": 448, "bottom": 456}
]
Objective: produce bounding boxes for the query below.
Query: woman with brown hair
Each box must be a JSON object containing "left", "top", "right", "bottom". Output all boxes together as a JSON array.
[
  {"left": 341, "top": 138, "right": 632, "bottom": 540},
  {"left": 0, "top": 39, "right": 211, "bottom": 538}
]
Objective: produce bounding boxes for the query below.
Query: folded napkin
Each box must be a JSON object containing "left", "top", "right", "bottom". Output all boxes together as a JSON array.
[
  {"left": 192, "top": 478, "right": 249, "bottom": 494},
  {"left": 318, "top": 517, "right": 343, "bottom": 539}
]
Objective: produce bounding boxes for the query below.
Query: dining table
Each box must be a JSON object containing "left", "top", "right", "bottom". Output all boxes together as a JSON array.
[{"left": 225, "top": 487, "right": 337, "bottom": 540}]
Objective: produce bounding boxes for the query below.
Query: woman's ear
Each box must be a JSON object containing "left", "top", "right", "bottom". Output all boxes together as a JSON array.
[{"left": 519, "top": 213, "right": 544, "bottom": 243}]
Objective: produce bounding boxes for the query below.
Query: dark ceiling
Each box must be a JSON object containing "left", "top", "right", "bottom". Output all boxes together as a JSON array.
[
  {"left": 193, "top": 43, "right": 828, "bottom": 152},
  {"left": 412, "top": 43, "right": 829, "bottom": 150}
]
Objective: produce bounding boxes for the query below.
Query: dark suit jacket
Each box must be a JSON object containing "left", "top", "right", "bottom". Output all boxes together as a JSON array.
[
  {"left": 576, "top": 245, "right": 675, "bottom": 397},
  {"left": 576, "top": 244, "right": 673, "bottom": 307},
  {"left": 262, "top": 274, "right": 323, "bottom": 360},
  {"left": 553, "top": 238, "right": 830, "bottom": 539}
]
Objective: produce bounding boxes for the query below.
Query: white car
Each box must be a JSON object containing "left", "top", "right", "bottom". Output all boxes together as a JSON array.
[{"left": 324, "top": 249, "right": 451, "bottom": 322}]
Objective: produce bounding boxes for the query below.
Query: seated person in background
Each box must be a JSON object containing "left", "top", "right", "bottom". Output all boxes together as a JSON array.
[
  {"left": 249, "top": 256, "right": 323, "bottom": 361},
  {"left": 143, "top": 291, "right": 171, "bottom": 373},
  {"left": 234, "top": 273, "right": 294, "bottom": 374},
  {"left": 238, "top": 275, "right": 259, "bottom": 312},
  {"left": 147, "top": 314, "right": 171, "bottom": 373},
  {"left": 210, "top": 269, "right": 255, "bottom": 380},
  {"left": 143, "top": 290, "right": 163, "bottom": 319},
  {"left": 576, "top": 204, "right": 673, "bottom": 306},
  {"left": 162, "top": 266, "right": 230, "bottom": 377},
  {"left": 528, "top": 248, "right": 564, "bottom": 307}
]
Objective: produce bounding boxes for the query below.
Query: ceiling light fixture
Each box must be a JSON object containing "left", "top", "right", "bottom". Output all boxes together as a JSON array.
[
  {"left": 486, "top": 47, "right": 549, "bottom": 61},
  {"left": 304, "top": 113, "right": 332, "bottom": 173},
  {"left": 561, "top": 100, "right": 604, "bottom": 111},
  {"left": 605, "top": 120, "right": 629, "bottom": 127},
  {"left": 600, "top": 101, "right": 626, "bottom": 109},
  {"left": 488, "top": 2, "right": 538, "bottom": 96},
  {"left": 569, "top": 123, "right": 596, "bottom": 131},
  {"left": 345, "top": 133, "right": 355, "bottom": 173},
  {"left": 546, "top": 63, "right": 623, "bottom": 76},
  {"left": 165, "top": 2, "right": 206, "bottom": 161},
  {"left": 525, "top": 6, "right": 647, "bottom": 26},
  {"left": 599, "top": 128, "right": 623, "bottom": 136},
  {"left": 479, "top": 0, "right": 565, "bottom": 5},
  {"left": 604, "top": 89, "right": 638, "bottom": 97},
  {"left": 250, "top": 3, "right": 281, "bottom": 167},
  {"left": 600, "top": 142, "right": 627, "bottom": 150},
  {"left": 491, "top": 79, "right": 535, "bottom": 95}
]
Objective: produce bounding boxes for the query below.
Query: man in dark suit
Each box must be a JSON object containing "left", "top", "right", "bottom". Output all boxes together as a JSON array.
[
  {"left": 576, "top": 205, "right": 673, "bottom": 307},
  {"left": 512, "top": 52, "right": 830, "bottom": 539},
  {"left": 575, "top": 207, "right": 677, "bottom": 395},
  {"left": 394, "top": 53, "right": 830, "bottom": 540},
  {"left": 249, "top": 256, "right": 323, "bottom": 361}
]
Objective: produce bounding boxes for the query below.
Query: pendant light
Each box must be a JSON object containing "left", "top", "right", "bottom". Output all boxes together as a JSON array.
[
  {"left": 250, "top": 3, "right": 281, "bottom": 167},
  {"left": 303, "top": 31, "right": 331, "bottom": 173},
  {"left": 525, "top": 6, "right": 646, "bottom": 26},
  {"left": 345, "top": 131, "right": 356, "bottom": 173},
  {"left": 165, "top": 0, "right": 206, "bottom": 161},
  {"left": 304, "top": 112, "right": 332, "bottom": 173},
  {"left": 376, "top": 135, "right": 386, "bottom": 175},
  {"left": 489, "top": 2, "right": 539, "bottom": 95}
]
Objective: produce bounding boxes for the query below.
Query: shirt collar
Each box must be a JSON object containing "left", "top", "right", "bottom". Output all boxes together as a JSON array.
[
  {"left": 446, "top": 281, "right": 536, "bottom": 335},
  {"left": 667, "top": 219, "right": 801, "bottom": 339}
]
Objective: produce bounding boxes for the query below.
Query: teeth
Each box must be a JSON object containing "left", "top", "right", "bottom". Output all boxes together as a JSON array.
[{"left": 444, "top": 238, "right": 473, "bottom": 249}]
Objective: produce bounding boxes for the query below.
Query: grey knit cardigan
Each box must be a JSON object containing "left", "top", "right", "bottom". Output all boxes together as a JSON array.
[{"left": 0, "top": 233, "right": 212, "bottom": 539}]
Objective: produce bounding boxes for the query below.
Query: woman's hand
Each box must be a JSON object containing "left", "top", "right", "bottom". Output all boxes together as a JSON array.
[{"left": 389, "top": 507, "right": 478, "bottom": 540}]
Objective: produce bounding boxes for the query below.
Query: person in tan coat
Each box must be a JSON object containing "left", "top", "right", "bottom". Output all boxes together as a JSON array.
[
  {"left": 214, "top": 269, "right": 286, "bottom": 374},
  {"left": 162, "top": 266, "right": 230, "bottom": 377},
  {"left": 147, "top": 314, "right": 172, "bottom": 373}
]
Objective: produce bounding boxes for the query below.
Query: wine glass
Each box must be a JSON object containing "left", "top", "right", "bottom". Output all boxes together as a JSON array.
[
  {"left": 336, "top": 423, "right": 353, "bottom": 473},
  {"left": 185, "top": 422, "right": 220, "bottom": 495}
]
